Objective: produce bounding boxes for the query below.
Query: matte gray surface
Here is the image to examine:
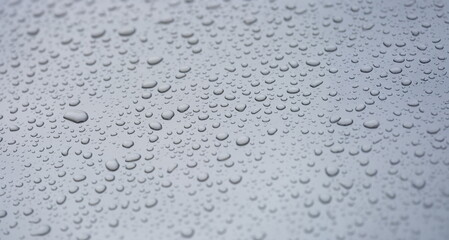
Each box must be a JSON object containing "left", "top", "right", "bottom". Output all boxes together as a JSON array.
[{"left": 0, "top": 0, "right": 449, "bottom": 239}]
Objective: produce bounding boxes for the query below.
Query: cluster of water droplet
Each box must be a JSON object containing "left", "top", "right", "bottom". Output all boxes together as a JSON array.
[{"left": 0, "top": 0, "right": 448, "bottom": 239}]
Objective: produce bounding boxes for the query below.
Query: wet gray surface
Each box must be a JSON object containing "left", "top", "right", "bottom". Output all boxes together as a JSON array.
[{"left": 0, "top": 0, "right": 449, "bottom": 239}]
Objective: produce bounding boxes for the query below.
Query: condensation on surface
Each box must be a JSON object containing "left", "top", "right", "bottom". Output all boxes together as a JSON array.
[{"left": 0, "top": 0, "right": 449, "bottom": 239}]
